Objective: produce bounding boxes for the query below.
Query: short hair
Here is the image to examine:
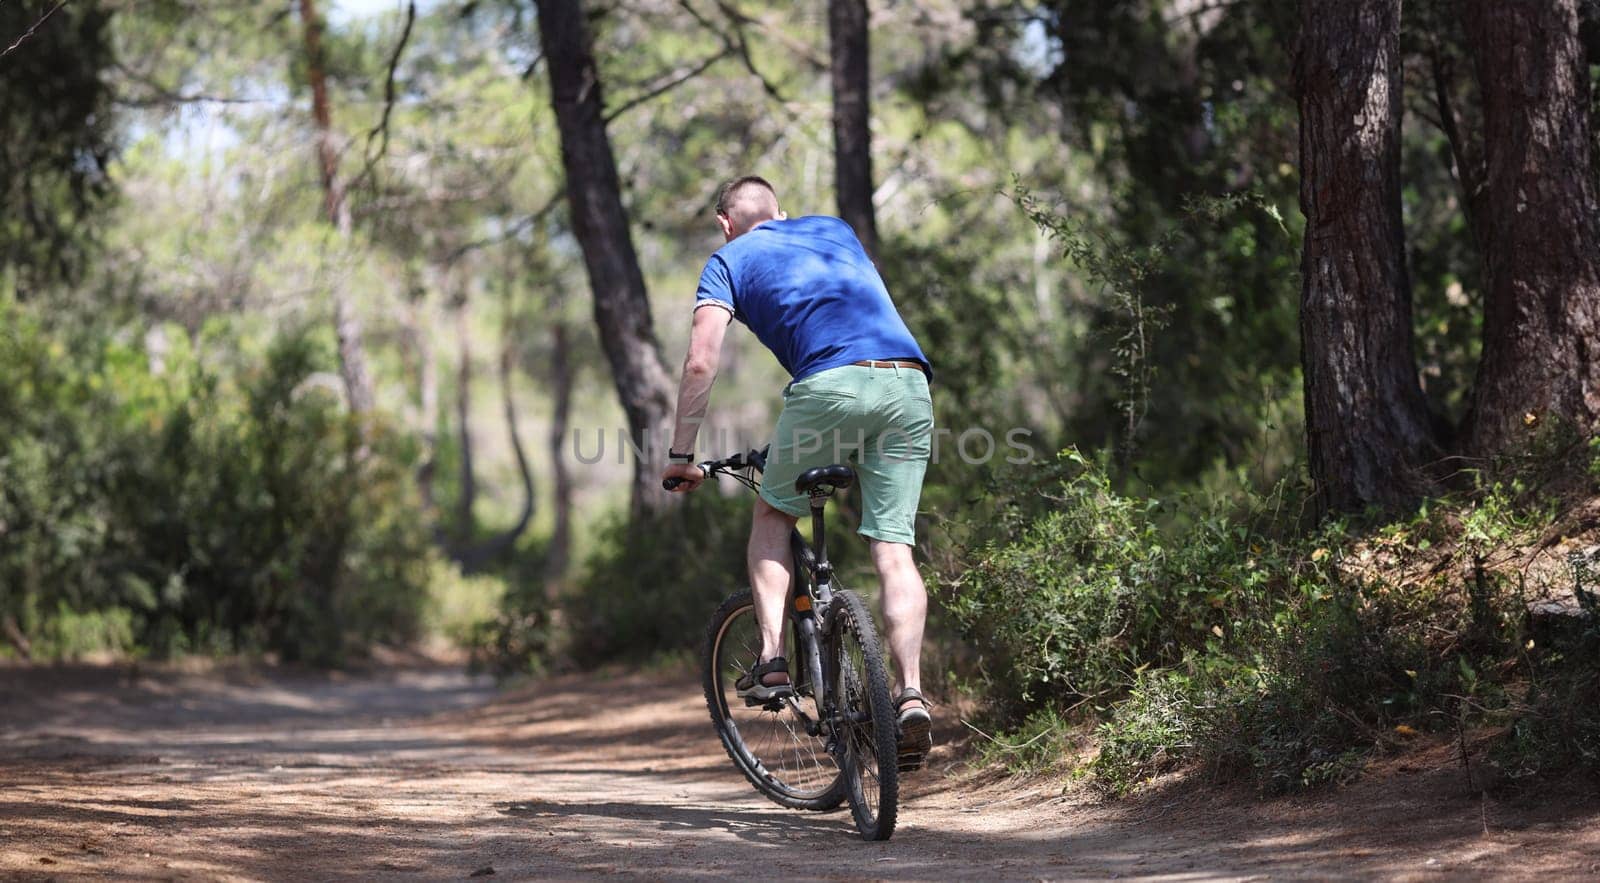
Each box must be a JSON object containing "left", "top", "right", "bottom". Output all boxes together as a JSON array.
[{"left": 715, "top": 175, "right": 778, "bottom": 219}]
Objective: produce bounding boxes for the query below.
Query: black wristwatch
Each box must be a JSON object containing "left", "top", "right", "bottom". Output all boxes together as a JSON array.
[{"left": 668, "top": 449, "right": 694, "bottom": 463}]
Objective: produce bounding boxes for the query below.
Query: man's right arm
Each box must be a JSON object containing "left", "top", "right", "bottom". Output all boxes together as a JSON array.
[{"left": 661, "top": 305, "right": 731, "bottom": 492}]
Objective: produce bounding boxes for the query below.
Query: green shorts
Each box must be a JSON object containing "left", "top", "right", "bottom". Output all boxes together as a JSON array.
[{"left": 759, "top": 364, "right": 934, "bottom": 545}]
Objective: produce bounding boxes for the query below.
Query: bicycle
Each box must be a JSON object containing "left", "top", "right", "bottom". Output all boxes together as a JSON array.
[{"left": 663, "top": 446, "right": 900, "bottom": 841}]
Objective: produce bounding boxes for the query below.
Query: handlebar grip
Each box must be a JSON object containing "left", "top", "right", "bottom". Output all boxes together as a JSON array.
[{"left": 663, "top": 464, "right": 709, "bottom": 491}]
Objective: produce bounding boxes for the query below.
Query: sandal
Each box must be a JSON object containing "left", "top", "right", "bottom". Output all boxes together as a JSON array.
[
  {"left": 735, "top": 656, "right": 794, "bottom": 701},
  {"left": 895, "top": 687, "right": 933, "bottom": 772}
]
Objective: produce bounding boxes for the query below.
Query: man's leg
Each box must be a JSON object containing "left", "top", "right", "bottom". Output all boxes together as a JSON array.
[
  {"left": 748, "top": 496, "right": 799, "bottom": 679},
  {"left": 871, "top": 538, "right": 927, "bottom": 708}
]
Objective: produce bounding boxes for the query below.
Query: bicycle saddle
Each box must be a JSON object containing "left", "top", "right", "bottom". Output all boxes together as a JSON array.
[{"left": 795, "top": 464, "right": 855, "bottom": 495}]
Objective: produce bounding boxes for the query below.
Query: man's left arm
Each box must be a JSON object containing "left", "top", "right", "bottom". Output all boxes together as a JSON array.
[{"left": 661, "top": 305, "right": 731, "bottom": 491}]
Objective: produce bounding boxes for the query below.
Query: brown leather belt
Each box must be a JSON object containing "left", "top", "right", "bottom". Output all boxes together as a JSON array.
[{"left": 852, "top": 359, "right": 925, "bottom": 372}]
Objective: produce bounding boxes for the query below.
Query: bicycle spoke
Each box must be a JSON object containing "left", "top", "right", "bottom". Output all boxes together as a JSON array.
[{"left": 709, "top": 597, "right": 838, "bottom": 803}]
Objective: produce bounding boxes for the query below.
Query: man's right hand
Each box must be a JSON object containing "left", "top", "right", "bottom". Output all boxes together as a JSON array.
[{"left": 662, "top": 462, "right": 705, "bottom": 492}]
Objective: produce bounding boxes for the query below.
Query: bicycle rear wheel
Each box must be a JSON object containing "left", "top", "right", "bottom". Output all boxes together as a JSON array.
[
  {"left": 828, "top": 588, "right": 899, "bottom": 841},
  {"left": 703, "top": 590, "right": 845, "bottom": 811}
]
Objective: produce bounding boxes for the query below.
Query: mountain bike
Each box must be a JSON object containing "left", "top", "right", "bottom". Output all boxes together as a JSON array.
[{"left": 663, "top": 447, "right": 899, "bottom": 841}]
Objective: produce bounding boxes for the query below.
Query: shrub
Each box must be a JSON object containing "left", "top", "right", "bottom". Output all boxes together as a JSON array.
[
  {"left": 945, "top": 445, "right": 1600, "bottom": 793},
  {"left": 0, "top": 297, "right": 433, "bottom": 663},
  {"left": 942, "top": 448, "right": 1257, "bottom": 712},
  {"left": 563, "top": 490, "right": 753, "bottom": 668}
]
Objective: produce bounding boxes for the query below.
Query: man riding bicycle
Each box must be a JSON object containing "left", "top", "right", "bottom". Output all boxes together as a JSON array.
[{"left": 660, "top": 176, "right": 935, "bottom": 770}]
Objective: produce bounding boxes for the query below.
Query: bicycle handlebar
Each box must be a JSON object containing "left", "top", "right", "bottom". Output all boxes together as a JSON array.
[
  {"left": 662, "top": 465, "right": 709, "bottom": 492},
  {"left": 661, "top": 446, "right": 768, "bottom": 492}
]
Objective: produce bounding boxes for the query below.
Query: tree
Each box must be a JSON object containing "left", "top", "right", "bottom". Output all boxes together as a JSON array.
[
  {"left": 829, "top": 0, "right": 877, "bottom": 255},
  {"left": 1295, "top": 0, "right": 1439, "bottom": 513},
  {"left": 0, "top": 0, "right": 116, "bottom": 289},
  {"left": 543, "top": 318, "right": 576, "bottom": 587},
  {"left": 1462, "top": 0, "right": 1600, "bottom": 452},
  {"left": 534, "top": 0, "right": 678, "bottom": 516},
  {"left": 295, "top": 0, "right": 377, "bottom": 414}
]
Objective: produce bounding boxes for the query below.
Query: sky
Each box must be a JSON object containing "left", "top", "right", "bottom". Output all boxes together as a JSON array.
[{"left": 330, "top": 0, "right": 443, "bottom": 25}]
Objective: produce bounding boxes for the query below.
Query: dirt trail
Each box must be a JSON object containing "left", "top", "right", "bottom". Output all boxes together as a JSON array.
[{"left": 2, "top": 663, "right": 1597, "bottom": 881}]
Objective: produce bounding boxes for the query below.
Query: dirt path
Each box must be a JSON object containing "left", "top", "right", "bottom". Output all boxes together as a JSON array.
[{"left": 2, "top": 663, "right": 1597, "bottom": 881}]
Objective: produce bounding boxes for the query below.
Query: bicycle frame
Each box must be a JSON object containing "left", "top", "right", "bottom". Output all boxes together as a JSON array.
[
  {"left": 789, "top": 490, "right": 840, "bottom": 742},
  {"left": 673, "top": 447, "right": 848, "bottom": 744}
]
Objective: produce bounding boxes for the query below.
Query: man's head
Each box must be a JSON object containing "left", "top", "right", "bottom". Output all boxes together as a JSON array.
[{"left": 715, "top": 175, "right": 785, "bottom": 242}]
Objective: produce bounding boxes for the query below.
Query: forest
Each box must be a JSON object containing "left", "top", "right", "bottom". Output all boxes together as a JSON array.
[{"left": 3, "top": 0, "right": 1600, "bottom": 799}]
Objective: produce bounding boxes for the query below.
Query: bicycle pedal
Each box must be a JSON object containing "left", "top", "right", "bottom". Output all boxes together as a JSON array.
[{"left": 742, "top": 693, "right": 791, "bottom": 710}]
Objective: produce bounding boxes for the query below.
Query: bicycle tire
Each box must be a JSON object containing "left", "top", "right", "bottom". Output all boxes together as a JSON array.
[
  {"left": 703, "top": 589, "right": 846, "bottom": 811},
  {"left": 828, "top": 588, "right": 899, "bottom": 841}
]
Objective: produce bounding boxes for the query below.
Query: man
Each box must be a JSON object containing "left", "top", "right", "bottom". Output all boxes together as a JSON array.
[{"left": 660, "top": 176, "right": 935, "bottom": 770}]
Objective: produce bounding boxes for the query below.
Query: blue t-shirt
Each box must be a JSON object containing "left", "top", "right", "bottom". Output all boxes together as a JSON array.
[{"left": 694, "top": 216, "right": 930, "bottom": 382}]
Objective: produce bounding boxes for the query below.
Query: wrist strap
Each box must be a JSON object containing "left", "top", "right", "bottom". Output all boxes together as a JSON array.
[{"left": 668, "top": 449, "right": 694, "bottom": 463}]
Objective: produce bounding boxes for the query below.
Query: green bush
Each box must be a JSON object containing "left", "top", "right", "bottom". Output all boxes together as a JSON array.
[
  {"left": 0, "top": 297, "right": 433, "bottom": 663},
  {"left": 943, "top": 448, "right": 1261, "bottom": 711},
  {"left": 562, "top": 490, "right": 753, "bottom": 668},
  {"left": 945, "top": 445, "right": 1600, "bottom": 793}
]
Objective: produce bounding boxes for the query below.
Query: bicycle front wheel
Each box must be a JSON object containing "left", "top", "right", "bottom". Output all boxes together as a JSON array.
[
  {"left": 703, "top": 590, "right": 845, "bottom": 811},
  {"left": 828, "top": 588, "right": 899, "bottom": 841}
]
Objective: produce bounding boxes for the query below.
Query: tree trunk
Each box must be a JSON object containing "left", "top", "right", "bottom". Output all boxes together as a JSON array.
[
  {"left": 453, "top": 341, "right": 538, "bottom": 574},
  {"left": 401, "top": 279, "right": 439, "bottom": 511},
  {"left": 296, "top": 0, "right": 376, "bottom": 415},
  {"left": 1463, "top": 0, "right": 1600, "bottom": 452},
  {"left": 452, "top": 294, "right": 476, "bottom": 534},
  {"left": 1425, "top": 32, "right": 1489, "bottom": 250},
  {"left": 545, "top": 320, "right": 575, "bottom": 591},
  {"left": 534, "top": 0, "right": 678, "bottom": 517},
  {"left": 828, "top": 0, "right": 878, "bottom": 256},
  {"left": 413, "top": 296, "right": 440, "bottom": 513},
  {"left": 2, "top": 614, "right": 32, "bottom": 661},
  {"left": 1295, "top": 0, "right": 1439, "bottom": 514}
]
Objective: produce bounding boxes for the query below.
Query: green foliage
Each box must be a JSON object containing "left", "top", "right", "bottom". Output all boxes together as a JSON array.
[
  {"left": 1008, "top": 181, "right": 1303, "bottom": 483},
  {"left": 459, "top": 548, "right": 556, "bottom": 680},
  {"left": 1496, "top": 547, "right": 1600, "bottom": 781},
  {"left": 948, "top": 445, "right": 1600, "bottom": 793},
  {"left": 1088, "top": 668, "right": 1202, "bottom": 792},
  {"left": 0, "top": 296, "right": 433, "bottom": 663},
  {"left": 1013, "top": 184, "right": 1174, "bottom": 462},
  {"left": 0, "top": 1, "right": 117, "bottom": 287},
  {"left": 562, "top": 490, "right": 753, "bottom": 668},
  {"left": 944, "top": 448, "right": 1281, "bottom": 711},
  {"left": 972, "top": 707, "right": 1083, "bottom": 778}
]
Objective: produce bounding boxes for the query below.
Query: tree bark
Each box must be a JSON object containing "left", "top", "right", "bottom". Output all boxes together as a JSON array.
[
  {"left": 1463, "top": 0, "right": 1600, "bottom": 452},
  {"left": 2, "top": 614, "right": 32, "bottom": 661},
  {"left": 545, "top": 320, "right": 575, "bottom": 590},
  {"left": 829, "top": 0, "right": 878, "bottom": 256},
  {"left": 534, "top": 0, "right": 678, "bottom": 516},
  {"left": 400, "top": 278, "right": 439, "bottom": 511},
  {"left": 1295, "top": 0, "right": 1439, "bottom": 514},
  {"left": 296, "top": 0, "right": 376, "bottom": 415},
  {"left": 413, "top": 295, "right": 440, "bottom": 513},
  {"left": 452, "top": 294, "right": 476, "bottom": 534}
]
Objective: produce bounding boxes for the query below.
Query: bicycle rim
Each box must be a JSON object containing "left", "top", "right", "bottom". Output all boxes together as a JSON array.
[
  {"left": 703, "top": 591, "right": 843, "bottom": 810},
  {"left": 829, "top": 589, "right": 899, "bottom": 840}
]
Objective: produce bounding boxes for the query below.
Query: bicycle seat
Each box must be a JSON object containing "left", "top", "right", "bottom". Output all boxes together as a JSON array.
[{"left": 795, "top": 464, "right": 855, "bottom": 495}]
